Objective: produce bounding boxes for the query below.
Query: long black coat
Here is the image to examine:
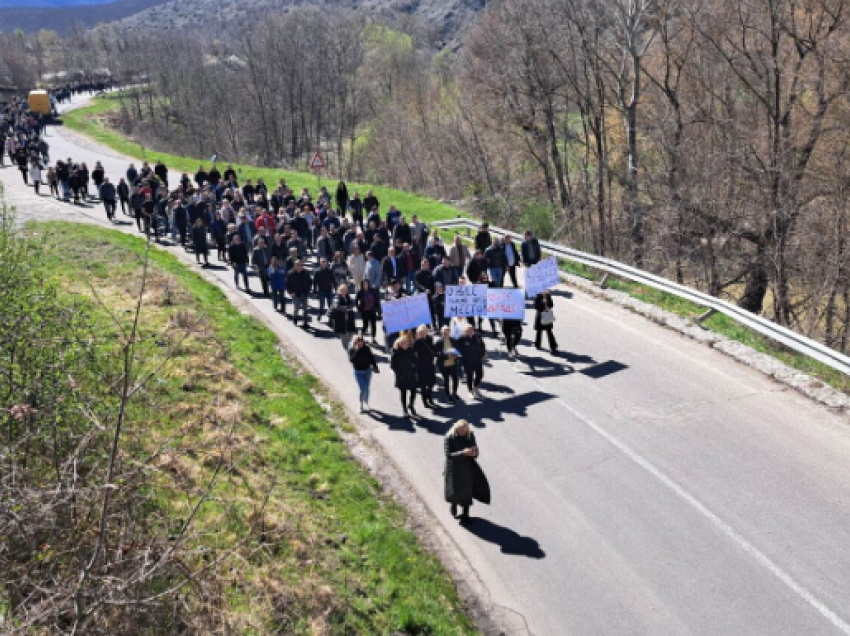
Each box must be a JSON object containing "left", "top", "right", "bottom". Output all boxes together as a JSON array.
[
  {"left": 413, "top": 337, "right": 437, "bottom": 386},
  {"left": 534, "top": 293, "right": 554, "bottom": 331},
  {"left": 444, "top": 432, "right": 490, "bottom": 506},
  {"left": 391, "top": 346, "right": 418, "bottom": 390},
  {"left": 330, "top": 293, "right": 357, "bottom": 334}
]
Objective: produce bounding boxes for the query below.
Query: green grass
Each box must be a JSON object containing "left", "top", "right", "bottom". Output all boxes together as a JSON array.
[
  {"left": 64, "top": 95, "right": 850, "bottom": 396},
  {"left": 62, "top": 95, "right": 463, "bottom": 224},
  {"left": 38, "top": 221, "right": 477, "bottom": 635}
]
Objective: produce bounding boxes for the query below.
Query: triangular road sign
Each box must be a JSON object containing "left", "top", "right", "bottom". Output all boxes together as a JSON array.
[{"left": 310, "top": 152, "right": 326, "bottom": 170}]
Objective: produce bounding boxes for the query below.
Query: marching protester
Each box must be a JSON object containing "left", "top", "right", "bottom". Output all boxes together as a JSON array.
[
  {"left": 228, "top": 234, "right": 250, "bottom": 291},
  {"left": 99, "top": 176, "right": 116, "bottom": 220},
  {"left": 437, "top": 326, "right": 460, "bottom": 402},
  {"left": 522, "top": 230, "right": 542, "bottom": 266},
  {"left": 349, "top": 334, "right": 380, "bottom": 413},
  {"left": 330, "top": 283, "right": 358, "bottom": 351},
  {"left": 534, "top": 289, "right": 558, "bottom": 352},
  {"left": 191, "top": 218, "right": 210, "bottom": 266},
  {"left": 456, "top": 323, "right": 487, "bottom": 399},
  {"left": 414, "top": 325, "right": 438, "bottom": 408},
  {"left": 268, "top": 257, "right": 288, "bottom": 315},
  {"left": 355, "top": 280, "right": 381, "bottom": 344},
  {"left": 391, "top": 332, "right": 419, "bottom": 418},
  {"left": 444, "top": 419, "right": 490, "bottom": 523}
]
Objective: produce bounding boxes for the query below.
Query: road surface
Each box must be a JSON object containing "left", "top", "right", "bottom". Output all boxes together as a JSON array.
[{"left": 3, "top": 95, "right": 850, "bottom": 635}]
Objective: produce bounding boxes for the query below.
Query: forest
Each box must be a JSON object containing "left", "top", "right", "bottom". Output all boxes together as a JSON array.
[{"left": 3, "top": 0, "right": 850, "bottom": 351}]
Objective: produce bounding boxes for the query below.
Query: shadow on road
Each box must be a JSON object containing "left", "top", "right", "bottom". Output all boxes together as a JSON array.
[
  {"left": 463, "top": 518, "right": 546, "bottom": 559},
  {"left": 579, "top": 360, "right": 628, "bottom": 379},
  {"left": 514, "top": 354, "right": 574, "bottom": 379}
]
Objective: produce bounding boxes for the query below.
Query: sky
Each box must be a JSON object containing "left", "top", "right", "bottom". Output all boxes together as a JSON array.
[{"left": 0, "top": 0, "right": 114, "bottom": 8}]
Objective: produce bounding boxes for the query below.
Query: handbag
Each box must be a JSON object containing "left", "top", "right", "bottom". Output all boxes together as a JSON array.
[{"left": 540, "top": 310, "right": 556, "bottom": 326}]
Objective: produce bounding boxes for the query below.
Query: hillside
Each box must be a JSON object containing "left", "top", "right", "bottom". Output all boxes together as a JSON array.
[
  {"left": 116, "top": 0, "right": 486, "bottom": 45},
  {"left": 0, "top": 0, "right": 169, "bottom": 34}
]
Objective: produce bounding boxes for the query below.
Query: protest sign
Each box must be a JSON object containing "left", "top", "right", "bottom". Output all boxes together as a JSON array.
[
  {"left": 486, "top": 288, "right": 525, "bottom": 319},
  {"left": 525, "top": 256, "right": 560, "bottom": 298},
  {"left": 444, "top": 284, "right": 488, "bottom": 318},
  {"left": 382, "top": 294, "right": 432, "bottom": 334}
]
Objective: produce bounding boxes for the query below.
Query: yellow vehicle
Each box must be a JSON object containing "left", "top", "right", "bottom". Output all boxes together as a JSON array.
[{"left": 27, "top": 90, "right": 53, "bottom": 116}]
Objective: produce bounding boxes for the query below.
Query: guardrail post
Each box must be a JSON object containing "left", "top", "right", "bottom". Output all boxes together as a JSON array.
[
  {"left": 465, "top": 228, "right": 472, "bottom": 238},
  {"left": 695, "top": 308, "right": 717, "bottom": 327},
  {"left": 598, "top": 273, "right": 610, "bottom": 289}
]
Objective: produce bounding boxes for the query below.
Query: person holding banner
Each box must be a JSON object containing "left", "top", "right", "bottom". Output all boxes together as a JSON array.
[
  {"left": 414, "top": 325, "right": 438, "bottom": 408},
  {"left": 391, "top": 333, "right": 419, "bottom": 418},
  {"left": 534, "top": 290, "right": 558, "bottom": 352},
  {"left": 456, "top": 324, "right": 487, "bottom": 399}
]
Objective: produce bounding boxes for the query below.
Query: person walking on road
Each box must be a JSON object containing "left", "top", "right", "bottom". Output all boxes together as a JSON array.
[
  {"left": 414, "top": 325, "right": 438, "bottom": 408},
  {"left": 269, "top": 258, "right": 288, "bottom": 315},
  {"left": 444, "top": 419, "right": 490, "bottom": 523},
  {"left": 349, "top": 334, "right": 380, "bottom": 413},
  {"left": 355, "top": 280, "right": 381, "bottom": 343},
  {"left": 437, "top": 326, "right": 460, "bottom": 402},
  {"left": 288, "top": 260, "right": 312, "bottom": 327},
  {"left": 330, "top": 283, "right": 358, "bottom": 351},
  {"left": 29, "top": 161, "right": 42, "bottom": 195},
  {"left": 228, "top": 233, "right": 250, "bottom": 292},
  {"left": 191, "top": 218, "right": 210, "bottom": 266},
  {"left": 534, "top": 290, "right": 558, "bottom": 352},
  {"left": 391, "top": 332, "right": 419, "bottom": 419},
  {"left": 99, "top": 177, "right": 116, "bottom": 220},
  {"left": 456, "top": 323, "right": 487, "bottom": 399}
]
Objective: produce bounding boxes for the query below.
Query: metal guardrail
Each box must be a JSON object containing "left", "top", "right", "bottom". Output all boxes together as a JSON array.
[{"left": 433, "top": 217, "right": 850, "bottom": 377}]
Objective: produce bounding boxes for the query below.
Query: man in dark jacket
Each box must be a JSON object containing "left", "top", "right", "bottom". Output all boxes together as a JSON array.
[
  {"left": 117, "top": 178, "right": 130, "bottom": 214},
  {"left": 503, "top": 235, "right": 521, "bottom": 288},
  {"left": 130, "top": 187, "right": 145, "bottom": 231},
  {"left": 456, "top": 323, "right": 487, "bottom": 398},
  {"left": 99, "top": 178, "right": 117, "bottom": 221},
  {"left": 474, "top": 223, "right": 492, "bottom": 252},
  {"left": 154, "top": 160, "right": 168, "bottom": 189},
  {"left": 521, "top": 230, "right": 541, "bottom": 267},
  {"left": 194, "top": 165, "right": 208, "bottom": 188},
  {"left": 382, "top": 247, "right": 402, "bottom": 286},
  {"left": 173, "top": 199, "right": 189, "bottom": 247},
  {"left": 287, "top": 260, "right": 312, "bottom": 326},
  {"left": 433, "top": 256, "right": 460, "bottom": 289},
  {"left": 228, "top": 234, "right": 250, "bottom": 291},
  {"left": 415, "top": 259, "right": 439, "bottom": 326},
  {"left": 393, "top": 217, "right": 412, "bottom": 246},
  {"left": 370, "top": 234, "right": 388, "bottom": 262},
  {"left": 485, "top": 240, "right": 506, "bottom": 287},
  {"left": 467, "top": 251, "right": 488, "bottom": 284},
  {"left": 312, "top": 258, "right": 336, "bottom": 320}
]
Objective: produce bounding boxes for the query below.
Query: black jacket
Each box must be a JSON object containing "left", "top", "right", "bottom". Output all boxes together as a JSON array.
[
  {"left": 191, "top": 225, "right": 208, "bottom": 251},
  {"left": 287, "top": 269, "right": 312, "bottom": 296},
  {"left": 330, "top": 293, "right": 357, "bottom": 333},
  {"left": 456, "top": 333, "right": 486, "bottom": 367},
  {"left": 415, "top": 269, "right": 436, "bottom": 295},
  {"left": 485, "top": 244, "right": 506, "bottom": 268},
  {"left": 391, "top": 347, "right": 418, "bottom": 390},
  {"left": 413, "top": 337, "right": 437, "bottom": 386},
  {"left": 467, "top": 258, "right": 487, "bottom": 284},
  {"left": 534, "top": 293, "right": 554, "bottom": 331},
  {"left": 474, "top": 231, "right": 492, "bottom": 252},
  {"left": 313, "top": 267, "right": 335, "bottom": 293},
  {"left": 228, "top": 243, "right": 249, "bottom": 265},
  {"left": 521, "top": 238, "right": 541, "bottom": 265},
  {"left": 349, "top": 343, "right": 378, "bottom": 371}
]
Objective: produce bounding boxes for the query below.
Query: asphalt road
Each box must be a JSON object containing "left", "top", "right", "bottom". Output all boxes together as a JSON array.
[{"left": 4, "top": 95, "right": 850, "bottom": 635}]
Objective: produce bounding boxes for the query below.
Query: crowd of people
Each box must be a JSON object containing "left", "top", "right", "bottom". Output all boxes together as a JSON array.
[{"left": 2, "top": 92, "right": 568, "bottom": 524}]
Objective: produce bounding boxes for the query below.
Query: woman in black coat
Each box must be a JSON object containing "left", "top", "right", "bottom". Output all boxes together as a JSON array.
[
  {"left": 330, "top": 284, "right": 358, "bottom": 351},
  {"left": 413, "top": 325, "right": 438, "bottom": 408},
  {"left": 191, "top": 218, "right": 209, "bottom": 266},
  {"left": 335, "top": 181, "right": 349, "bottom": 216},
  {"left": 444, "top": 419, "right": 490, "bottom": 522},
  {"left": 390, "top": 333, "right": 419, "bottom": 418},
  {"left": 436, "top": 325, "right": 460, "bottom": 402},
  {"left": 534, "top": 290, "right": 557, "bottom": 352}
]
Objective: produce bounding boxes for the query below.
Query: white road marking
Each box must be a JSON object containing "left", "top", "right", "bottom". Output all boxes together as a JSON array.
[{"left": 551, "top": 392, "right": 850, "bottom": 634}]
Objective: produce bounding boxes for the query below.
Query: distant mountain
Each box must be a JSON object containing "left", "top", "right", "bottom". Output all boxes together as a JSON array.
[
  {"left": 0, "top": 0, "right": 169, "bottom": 34},
  {"left": 118, "top": 0, "right": 488, "bottom": 45},
  {"left": 0, "top": 0, "right": 114, "bottom": 8}
]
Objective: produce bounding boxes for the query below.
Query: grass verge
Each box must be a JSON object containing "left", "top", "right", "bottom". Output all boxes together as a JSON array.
[
  {"left": 38, "top": 221, "right": 476, "bottom": 635},
  {"left": 61, "top": 94, "right": 462, "bottom": 223}
]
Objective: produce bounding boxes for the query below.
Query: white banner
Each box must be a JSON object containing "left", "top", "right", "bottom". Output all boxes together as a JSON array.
[
  {"left": 444, "top": 284, "right": 488, "bottom": 318},
  {"left": 486, "top": 288, "right": 525, "bottom": 319},
  {"left": 525, "top": 256, "right": 560, "bottom": 298},
  {"left": 382, "top": 294, "right": 433, "bottom": 334}
]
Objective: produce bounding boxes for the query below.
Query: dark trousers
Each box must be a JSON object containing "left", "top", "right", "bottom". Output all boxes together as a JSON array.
[
  {"left": 535, "top": 328, "right": 557, "bottom": 351},
  {"left": 506, "top": 265, "right": 518, "bottom": 288},
  {"left": 33, "top": 180, "right": 40, "bottom": 194},
  {"left": 505, "top": 329, "right": 522, "bottom": 353},
  {"left": 463, "top": 363, "right": 483, "bottom": 391},
  {"left": 272, "top": 289, "right": 287, "bottom": 313},
  {"left": 442, "top": 366, "right": 459, "bottom": 397},
  {"left": 399, "top": 388, "right": 417, "bottom": 412},
  {"left": 362, "top": 310, "right": 378, "bottom": 337},
  {"left": 233, "top": 262, "right": 249, "bottom": 289},
  {"left": 134, "top": 209, "right": 143, "bottom": 231},
  {"left": 19, "top": 167, "right": 27, "bottom": 184},
  {"left": 195, "top": 247, "right": 209, "bottom": 265},
  {"left": 258, "top": 273, "right": 270, "bottom": 297},
  {"left": 176, "top": 224, "right": 187, "bottom": 246},
  {"left": 420, "top": 382, "right": 435, "bottom": 404},
  {"left": 103, "top": 199, "right": 115, "bottom": 219},
  {"left": 119, "top": 197, "right": 128, "bottom": 213}
]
